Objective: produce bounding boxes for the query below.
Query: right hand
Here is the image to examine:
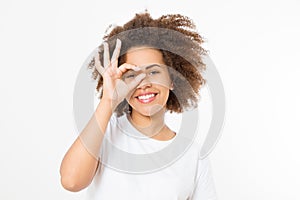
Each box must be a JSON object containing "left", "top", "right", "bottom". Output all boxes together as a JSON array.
[{"left": 94, "top": 39, "right": 146, "bottom": 109}]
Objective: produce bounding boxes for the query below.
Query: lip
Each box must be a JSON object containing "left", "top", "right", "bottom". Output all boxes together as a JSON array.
[{"left": 135, "top": 92, "right": 158, "bottom": 104}]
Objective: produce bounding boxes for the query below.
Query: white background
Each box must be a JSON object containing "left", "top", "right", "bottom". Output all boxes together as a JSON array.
[{"left": 0, "top": 0, "right": 299, "bottom": 199}]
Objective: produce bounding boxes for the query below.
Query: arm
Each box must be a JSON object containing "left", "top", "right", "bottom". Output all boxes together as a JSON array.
[
  {"left": 59, "top": 99, "right": 113, "bottom": 192},
  {"left": 59, "top": 39, "right": 145, "bottom": 192}
]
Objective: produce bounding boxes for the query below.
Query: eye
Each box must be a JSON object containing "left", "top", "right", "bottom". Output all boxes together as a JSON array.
[
  {"left": 125, "top": 74, "right": 135, "bottom": 79},
  {"left": 149, "top": 70, "right": 160, "bottom": 75}
]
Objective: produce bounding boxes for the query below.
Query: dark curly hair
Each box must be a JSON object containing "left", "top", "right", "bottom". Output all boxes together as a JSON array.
[{"left": 88, "top": 11, "right": 207, "bottom": 116}]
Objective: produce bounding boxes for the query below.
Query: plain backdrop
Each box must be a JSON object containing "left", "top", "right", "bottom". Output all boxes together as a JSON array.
[{"left": 0, "top": 0, "right": 299, "bottom": 199}]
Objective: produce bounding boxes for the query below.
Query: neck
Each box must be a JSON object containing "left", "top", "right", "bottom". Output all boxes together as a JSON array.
[{"left": 129, "top": 108, "right": 166, "bottom": 138}]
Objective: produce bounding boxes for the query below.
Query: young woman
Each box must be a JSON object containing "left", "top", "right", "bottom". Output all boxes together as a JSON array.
[{"left": 60, "top": 11, "right": 217, "bottom": 199}]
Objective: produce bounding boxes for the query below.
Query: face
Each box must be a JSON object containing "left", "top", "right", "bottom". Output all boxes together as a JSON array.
[{"left": 123, "top": 47, "right": 173, "bottom": 117}]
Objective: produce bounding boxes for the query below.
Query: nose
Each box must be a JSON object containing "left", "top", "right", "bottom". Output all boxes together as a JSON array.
[{"left": 137, "top": 76, "right": 152, "bottom": 89}]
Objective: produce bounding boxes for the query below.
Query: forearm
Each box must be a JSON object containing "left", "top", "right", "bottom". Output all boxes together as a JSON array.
[
  {"left": 79, "top": 98, "right": 114, "bottom": 156},
  {"left": 60, "top": 99, "right": 114, "bottom": 192}
]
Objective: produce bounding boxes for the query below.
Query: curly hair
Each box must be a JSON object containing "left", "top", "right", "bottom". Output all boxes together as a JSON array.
[{"left": 88, "top": 11, "right": 207, "bottom": 116}]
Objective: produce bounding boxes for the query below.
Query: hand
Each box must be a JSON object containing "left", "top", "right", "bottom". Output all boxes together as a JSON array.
[{"left": 94, "top": 39, "right": 145, "bottom": 109}]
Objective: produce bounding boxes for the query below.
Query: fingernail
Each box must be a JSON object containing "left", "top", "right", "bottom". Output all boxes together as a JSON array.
[
  {"left": 133, "top": 66, "right": 141, "bottom": 71},
  {"left": 137, "top": 73, "right": 146, "bottom": 79},
  {"left": 116, "top": 38, "right": 121, "bottom": 44}
]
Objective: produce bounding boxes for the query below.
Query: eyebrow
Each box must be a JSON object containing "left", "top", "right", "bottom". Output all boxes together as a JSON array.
[
  {"left": 144, "top": 64, "right": 162, "bottom": 70},
  {"left": 125, "top": 64, "right": 163, "bottom": 74}
]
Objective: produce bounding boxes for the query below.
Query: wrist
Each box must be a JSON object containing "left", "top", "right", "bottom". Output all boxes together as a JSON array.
[
  {"left": 101, "top": 94, "right": 123, "bottom": 110},
  {"left": 97, "top": 97, "right": 118, "bottom": 113}
]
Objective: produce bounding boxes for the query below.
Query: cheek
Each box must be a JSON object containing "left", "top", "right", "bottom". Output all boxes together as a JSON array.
[
  {"left": 160, "top": 88, "right": 170, "bottom": 103},
  {"left": 127, "top": 95, "right": 135, "bottom": 107}
]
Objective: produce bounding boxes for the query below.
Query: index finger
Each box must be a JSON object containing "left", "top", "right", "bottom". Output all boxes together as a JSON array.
[{"left": 118, "top": 63, "right": 140, "bottom": 74}]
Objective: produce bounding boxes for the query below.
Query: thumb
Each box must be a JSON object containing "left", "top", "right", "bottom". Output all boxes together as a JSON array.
[{"left": 127, "top": 73, "right": 146, "bottom": 91}]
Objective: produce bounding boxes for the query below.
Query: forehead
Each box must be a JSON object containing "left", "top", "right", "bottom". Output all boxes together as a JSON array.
[{"left": 125, "top": 47, "right": 165, "bottom": 66}]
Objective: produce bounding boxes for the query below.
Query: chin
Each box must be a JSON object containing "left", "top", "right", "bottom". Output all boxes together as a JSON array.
[{"left": 132, "top": 104, "right": 165, "bottom": 117}]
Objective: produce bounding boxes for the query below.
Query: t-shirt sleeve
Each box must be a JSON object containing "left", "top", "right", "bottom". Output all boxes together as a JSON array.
[{"left": 189, "top": 157, "right": 218, "bottom": 200}]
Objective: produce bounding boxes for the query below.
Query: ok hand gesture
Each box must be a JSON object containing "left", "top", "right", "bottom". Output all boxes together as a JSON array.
[{"left": 94, "top": 39, "right": 145, "bottom": 109}]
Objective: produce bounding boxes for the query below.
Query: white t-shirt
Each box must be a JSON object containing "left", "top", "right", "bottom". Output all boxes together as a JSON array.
[{"left": 86, "top": 114, "right": 217, "bottom": 200}]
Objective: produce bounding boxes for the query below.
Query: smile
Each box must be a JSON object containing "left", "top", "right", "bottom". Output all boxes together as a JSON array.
[{"left": 135, "top": 93, "right": 158, "bottom": 103}]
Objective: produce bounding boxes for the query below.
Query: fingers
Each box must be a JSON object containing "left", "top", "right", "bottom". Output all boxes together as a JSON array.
[
  {"left": 103, "top": 42, "right": 110, "bottom": 68},
  {"left": 127, "top": 73, "right": 146, "bottom": 91},
  {"left": 94, "top": 50, "right": 105, "bottom": 75},
  {"left": 96, "top": 39, "right": 121, "bottom": 76},
  {"left": 97, "top": 39, "right": 133, "bottom": 77},
  {"left": 111, "top": 39, "right": 122, "bottom": 67},
  {"left": 118, "top": 63, "right": 141, "bottom": 74}
]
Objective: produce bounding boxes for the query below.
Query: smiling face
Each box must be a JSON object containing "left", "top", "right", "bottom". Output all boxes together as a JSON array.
[{"left": 123, "top": 47, "right": 173, "bottom": 117}]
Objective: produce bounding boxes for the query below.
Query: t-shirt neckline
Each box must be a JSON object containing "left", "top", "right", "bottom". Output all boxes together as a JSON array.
[{"left": 116, "top": 114, "right": 176, "bottom": 144}]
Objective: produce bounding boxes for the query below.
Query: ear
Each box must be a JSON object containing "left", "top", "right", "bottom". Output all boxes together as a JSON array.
[{"left": 170, "top": 82, "right": 174, "bottom": 90}]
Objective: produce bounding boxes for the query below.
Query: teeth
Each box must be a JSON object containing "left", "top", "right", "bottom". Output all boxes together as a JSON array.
[{"left": 138, "top": 93, "right": 155, "bottom": 100}]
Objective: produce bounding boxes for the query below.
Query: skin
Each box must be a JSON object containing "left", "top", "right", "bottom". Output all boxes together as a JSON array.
[
  {"left": 60, "top": 40, "right": 175, "bottom": 192},
  {"left": 125, "top": 47, "right": 176, "bottom": 140}
]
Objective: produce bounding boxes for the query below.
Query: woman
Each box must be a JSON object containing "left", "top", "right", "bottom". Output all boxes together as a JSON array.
[{"left": 60, "top": 11, "right": 217, "bottom": 199}]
